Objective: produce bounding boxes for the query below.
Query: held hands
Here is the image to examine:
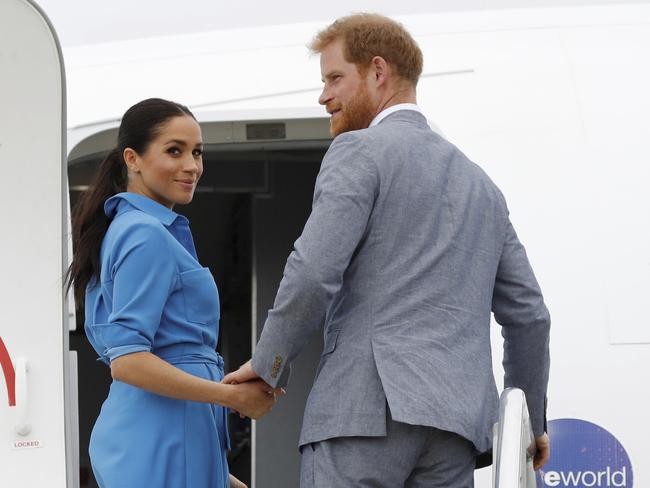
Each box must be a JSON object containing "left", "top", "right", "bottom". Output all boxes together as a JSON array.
[
  {"left": 222, "top": 360, "right": 285, "bottom": 419},
  {"left": 225, "top": 379, "right": 281, "bottom": 419},
  {"left": 533, "top": 433, "right": 550, "bottom": 470},
  {"left": 223, "top": 359, "right": 259, "bottom": 384}
]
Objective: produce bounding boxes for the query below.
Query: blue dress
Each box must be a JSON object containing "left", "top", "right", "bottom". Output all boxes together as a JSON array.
[{"left": 84, "top": 192, "right": 230, "bottom": 488}]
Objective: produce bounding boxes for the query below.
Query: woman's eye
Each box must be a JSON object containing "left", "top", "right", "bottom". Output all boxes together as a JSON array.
[
  {"left": 193, "top": 148, "right": 203, "bottom": 157},
  {"left": 167, "top": 147, "right": 181, "bottom": 155}
]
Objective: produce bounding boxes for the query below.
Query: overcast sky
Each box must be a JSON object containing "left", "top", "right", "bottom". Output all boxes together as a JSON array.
[{"left": 36, "top": 0, "right": 650, "bottom": 47}]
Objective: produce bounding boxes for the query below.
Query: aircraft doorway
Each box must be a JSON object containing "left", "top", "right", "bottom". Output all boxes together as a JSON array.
[{"left": 68, "top": 119, "right": 331, "bottom": 487}]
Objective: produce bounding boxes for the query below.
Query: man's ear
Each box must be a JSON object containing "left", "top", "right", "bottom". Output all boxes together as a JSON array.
[
  {"left": 371, "top": 56, "right": 390, "bottom": 87},
  {"left": 123, "top": 148, "right": 140, "bottom": 174}
]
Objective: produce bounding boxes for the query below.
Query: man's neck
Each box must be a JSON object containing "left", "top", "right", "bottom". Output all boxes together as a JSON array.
[{"left": 373, "top": 88, "right": 417, "bottom": 118}]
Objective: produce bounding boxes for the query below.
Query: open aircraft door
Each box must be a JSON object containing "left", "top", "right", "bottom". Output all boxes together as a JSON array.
[{"left": 0, "top": 0, "right": 76, "bottom": 486}]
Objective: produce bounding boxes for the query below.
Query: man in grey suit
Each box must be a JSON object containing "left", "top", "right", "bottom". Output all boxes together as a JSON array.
[{"left": 225, "top": 13, "right": 550, "bottom": 487}]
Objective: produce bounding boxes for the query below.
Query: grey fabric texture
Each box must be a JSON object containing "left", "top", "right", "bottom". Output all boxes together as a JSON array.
[
  {"left": 300, "top": 416, "right": 476, "bottom": 488},
  {"left": 251, "top": 110, "right": 550, "bottom": 453}
]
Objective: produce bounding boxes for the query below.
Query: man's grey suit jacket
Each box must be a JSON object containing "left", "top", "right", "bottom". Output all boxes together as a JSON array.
[{"left": 252, "top": 110, "right": 550, "bottom": 454}]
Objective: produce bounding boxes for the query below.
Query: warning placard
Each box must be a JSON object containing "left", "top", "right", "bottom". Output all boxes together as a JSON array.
[{"left": 11, "top": 440, "right": 42, "bottom": 450}]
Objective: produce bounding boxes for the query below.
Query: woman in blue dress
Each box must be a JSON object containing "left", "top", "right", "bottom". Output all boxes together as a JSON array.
[{"left": 67, "top": 98, "right": 279, "bottom": 488}]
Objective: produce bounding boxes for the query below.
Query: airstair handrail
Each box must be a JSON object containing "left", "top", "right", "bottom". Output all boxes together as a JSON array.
[{"left": 493, "top": 388, "right": 537, "bottom": 488}]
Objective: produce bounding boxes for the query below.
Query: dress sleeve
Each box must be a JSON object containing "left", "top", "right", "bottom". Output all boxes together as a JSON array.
[{"left": 96, "top": 221, "right": 179, "bottom": 362}]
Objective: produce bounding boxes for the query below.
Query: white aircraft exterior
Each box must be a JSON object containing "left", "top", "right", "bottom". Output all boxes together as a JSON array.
[{"left": 1, "top": 0, "right": 648, "bottom": 487}]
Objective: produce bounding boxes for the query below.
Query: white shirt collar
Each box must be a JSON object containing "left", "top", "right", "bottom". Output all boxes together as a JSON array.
[{"left": 369, "top": 103, "right": 423, "bottom": 127}]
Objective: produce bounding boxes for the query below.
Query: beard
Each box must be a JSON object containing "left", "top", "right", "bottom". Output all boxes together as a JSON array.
[{"left": 328, "top": 82, "right": 376, "bottom": 137}]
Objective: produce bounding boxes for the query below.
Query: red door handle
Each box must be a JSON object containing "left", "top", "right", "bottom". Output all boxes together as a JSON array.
[{"left": 0, "top": 336, "right": 16, "bottom": 406}]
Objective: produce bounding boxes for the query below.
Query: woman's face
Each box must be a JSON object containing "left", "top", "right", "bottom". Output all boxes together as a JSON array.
[{"left": 125, "top": 115, "right": 203, "bottom": 208}]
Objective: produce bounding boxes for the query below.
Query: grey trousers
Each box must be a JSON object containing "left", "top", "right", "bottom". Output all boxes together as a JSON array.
[{"left": 299, "top": 416, "right": 476, "bottom": 488}]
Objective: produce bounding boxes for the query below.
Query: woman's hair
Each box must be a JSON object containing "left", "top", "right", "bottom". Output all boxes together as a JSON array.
[
  {"left": 308, "top": 13, "right": 423, "bottom": 86},
  {"left": 66, "top": 98, "right": 195, "bottom": 308}
]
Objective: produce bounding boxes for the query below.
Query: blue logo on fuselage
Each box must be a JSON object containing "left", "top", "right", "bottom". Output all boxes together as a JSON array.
[{"left": 538, "top": 419, "right": 633, "bottom": 487}]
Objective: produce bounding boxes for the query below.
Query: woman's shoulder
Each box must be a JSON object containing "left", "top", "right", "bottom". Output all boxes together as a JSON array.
[
  {"left": 100, "top": 209, "right": 181, "bottom": 284},
  {"left": 104, "top": 209, "right": 173, "bottom": 255}
]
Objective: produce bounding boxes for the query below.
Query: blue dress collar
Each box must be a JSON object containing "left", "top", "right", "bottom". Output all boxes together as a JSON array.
[{"left": 104, "top": 192, "right": 187, "bottom": 227}]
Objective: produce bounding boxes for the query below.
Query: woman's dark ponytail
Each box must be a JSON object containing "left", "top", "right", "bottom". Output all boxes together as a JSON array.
[
  {"left": 67, "top": 148, "right": 127, "bottom": 306},
  {"left": 66, "top": 98, "right": 195, "bottom": 310}
]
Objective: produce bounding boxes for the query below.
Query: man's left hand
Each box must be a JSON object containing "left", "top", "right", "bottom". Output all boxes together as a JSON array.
[{"left": 533, "top": 433, "right": 550, "bottom": 470}]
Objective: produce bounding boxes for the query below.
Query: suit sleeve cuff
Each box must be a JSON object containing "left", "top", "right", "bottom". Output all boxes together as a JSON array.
[
  {"left": 532, "top": 397, "right": 548, "bottom": 437},
  {"left": 252, "top": 349, "right": 291, "bottom": 389}
]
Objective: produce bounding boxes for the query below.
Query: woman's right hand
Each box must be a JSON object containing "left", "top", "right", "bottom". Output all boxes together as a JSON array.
[{"left": 226, "top": 379, "right": 282, "bottom": 419}]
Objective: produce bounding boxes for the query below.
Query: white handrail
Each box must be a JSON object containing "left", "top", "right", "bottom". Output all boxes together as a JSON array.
[
  {"left": 14, "top": 357, "right": 31, "bottom": 436},
  {"left": 493, "top": 388, "right": 536, "bottom": 488}
]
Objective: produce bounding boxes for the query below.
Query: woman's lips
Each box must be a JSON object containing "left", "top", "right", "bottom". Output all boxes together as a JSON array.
[{"left": 175, "top": 180, "right": 195, "bottom": 190}]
